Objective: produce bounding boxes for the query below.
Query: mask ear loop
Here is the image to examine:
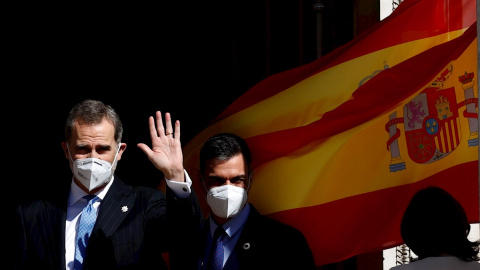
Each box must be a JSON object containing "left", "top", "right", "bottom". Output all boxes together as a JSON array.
[
  {"left": 111, "top": 143, "right": 121, "bottom": 165},
  {"left": 201, "top": 176, "right": 213, "bottom": 208},
  {"left": 108, "top": 143, "right": 122, "bottom": 175},
  {"left": 246, "top": 173, "right": 252, "bottom": 192},
  {"left": 201, "top": 176, "right": 209, "bottom": 193}
]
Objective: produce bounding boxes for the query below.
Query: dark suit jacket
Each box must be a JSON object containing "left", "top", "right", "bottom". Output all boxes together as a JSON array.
[
  {"left": 169, "top": 203, "right": 317, "bottom": 270},
  {"left": 13, "top": 175, "right": 200, "bottom": 270}
]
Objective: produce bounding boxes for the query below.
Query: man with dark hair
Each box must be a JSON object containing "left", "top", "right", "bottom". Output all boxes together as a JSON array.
[{"left": 170, "top": 132, "right": 316, "bottom": 270}]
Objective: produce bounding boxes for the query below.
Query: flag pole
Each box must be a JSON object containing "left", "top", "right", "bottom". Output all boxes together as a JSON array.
[{"left": 477, "top": 0, "right": 479, "bottom": 238}]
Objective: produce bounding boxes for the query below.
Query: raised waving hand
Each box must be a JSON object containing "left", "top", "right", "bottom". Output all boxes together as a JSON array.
[{"left": 137, "top": 111, "right": 185, "bottom": 182}]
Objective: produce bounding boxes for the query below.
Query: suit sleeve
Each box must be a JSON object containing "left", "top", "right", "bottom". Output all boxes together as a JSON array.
[{"left": 165, "top": 184, "right": 204, "bottom": 269}]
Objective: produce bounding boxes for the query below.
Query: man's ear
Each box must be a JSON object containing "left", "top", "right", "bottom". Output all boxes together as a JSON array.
[
  {"left": 61, "top": 141, "right": 70, "bottom": 160},
  {"left": 117, "top": 142, "right": 127, "bottom": 161}
]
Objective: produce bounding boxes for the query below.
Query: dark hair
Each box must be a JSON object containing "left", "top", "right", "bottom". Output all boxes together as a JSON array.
[
  {"left": 65, "top": 99, "right": 123, "bottom": 144},
  {"left": 400, "top": 186, "right": 479, "bottom": 261},
  {"left": 199, "top": 133, "right": 252, "bottom": 178}
]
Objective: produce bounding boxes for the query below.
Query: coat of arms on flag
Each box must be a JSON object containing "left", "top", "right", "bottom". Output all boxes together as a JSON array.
[{"left": 385, "top": 65, "right": 478, "bottom": 172}]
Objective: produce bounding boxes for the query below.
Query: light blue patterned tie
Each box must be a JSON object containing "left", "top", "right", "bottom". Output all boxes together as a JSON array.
[{"left": 73, "top": 195, "right": 99, "bottom": 270}]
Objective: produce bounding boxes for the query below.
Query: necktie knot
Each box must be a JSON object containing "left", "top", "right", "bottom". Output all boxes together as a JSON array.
[
  {"left": 213, "top": 226, "right": 225, "bottom": 242},
  {"left": 84, "top": 194, "right": 97, "bottom": 203}
]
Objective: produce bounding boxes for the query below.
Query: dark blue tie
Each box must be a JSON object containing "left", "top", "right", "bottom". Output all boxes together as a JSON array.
[
  {"left": 207, "top": 226, "right": 226, "bottom": 270},
  {"left": 73, "top": 195, "right": 99, "bottom": 270}
]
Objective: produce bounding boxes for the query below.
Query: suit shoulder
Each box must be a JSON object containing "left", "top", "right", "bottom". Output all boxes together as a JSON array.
[
  {"left": 17, "top": 198, "right": 59, "bottom": 211},
  {"left": 133, "top": 185, "right": 166, "bottom": 199},
  {"left": 259, "top": 214, "right": 303, "bottom": 235},
  {"left": 249, "top": 206, "right": 304, "bottom": 237},
  {"left": 14, "top": 198, "right": 65, "bottom": 225},
  {"left": 133, "top": 185, "right": 164, "bottom": 193}
]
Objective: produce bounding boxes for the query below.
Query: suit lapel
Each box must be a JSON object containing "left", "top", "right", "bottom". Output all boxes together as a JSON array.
[
  {"left": 94, "top": 176, "right": 134, "bottom": 237},
  {"left": 223, "top": 204, "right": 261, "bottom": 270}
]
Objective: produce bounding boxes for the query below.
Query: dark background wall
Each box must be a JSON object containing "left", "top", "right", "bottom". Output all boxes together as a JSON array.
[{"left": 6, "top": 1, "right": 380, "bottom": 268}]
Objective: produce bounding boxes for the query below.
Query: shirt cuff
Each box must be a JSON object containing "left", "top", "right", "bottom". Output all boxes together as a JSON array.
[{"left": 165, "top": 169, "right": 192, "bottom": 199}]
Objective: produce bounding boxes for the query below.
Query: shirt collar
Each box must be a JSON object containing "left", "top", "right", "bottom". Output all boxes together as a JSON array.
[
  {"left": 68, "top": 175, "right": 114, "bottom": 206},
  {"left": 209, "top": 203, "right": 251, "bottom": 238}
]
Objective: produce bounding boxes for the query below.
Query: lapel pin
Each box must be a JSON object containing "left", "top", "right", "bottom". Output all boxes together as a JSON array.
[
  {"left": 243, "top": 243, "right": 250, "bottom": 250},
  {"left": 121, "top": 206, "right": 128, "bottom": 212}
]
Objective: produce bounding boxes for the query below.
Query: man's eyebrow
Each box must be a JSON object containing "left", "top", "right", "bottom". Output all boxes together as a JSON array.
[
  {"left": 207, "top": 175, "right": 246, "bottom": 180},
  {"left": 76, "top": 144, "right": 89, "bottom": 148},
  {"left": 96, "top": 144, "right": 112, "bottom": 149},
  {"left": 207, "top": 176, "right": 225, "bottom": 180}
]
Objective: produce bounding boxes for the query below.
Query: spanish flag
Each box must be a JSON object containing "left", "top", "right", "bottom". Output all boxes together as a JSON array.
[{"left": 183, "top": 0, "right": 478, "bottom": 266}]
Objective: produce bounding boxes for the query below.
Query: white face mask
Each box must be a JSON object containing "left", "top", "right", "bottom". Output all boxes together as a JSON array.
[
  {"left": 206, "top": 185, "right": 248, "bottom": 219},
  {"left": 67, "top": 144, "right": 121, "bottom": 191}
]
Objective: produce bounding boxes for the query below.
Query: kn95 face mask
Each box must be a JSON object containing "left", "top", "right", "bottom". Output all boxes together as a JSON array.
[
  {"left": 206, "top": 184, "right": 248, "bottom": 219},
  {"left": 67, "top": 144, "right": 121, "bottom": 191}
]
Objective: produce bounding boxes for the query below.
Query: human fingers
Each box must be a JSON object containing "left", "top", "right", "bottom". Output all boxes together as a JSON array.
[
  {"left": 173, "top": 119, "right": 181, "bottom": 141},
  {"left": 155, "top": 111, "right": 166, "bottom": 137},
  {"left": 164, "top": 112, "right": 174, "bottom": 137},
  {"left": 148, "top": 115, "right": 160, "bottom": 140},
  {"left": 137, "top": 142, "right": 153, "bottom": 156}
]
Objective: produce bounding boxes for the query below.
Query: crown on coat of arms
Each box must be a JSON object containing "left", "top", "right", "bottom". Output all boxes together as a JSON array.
[{"left": 458, "top": 71, "right": 474, "bottom": 84}]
